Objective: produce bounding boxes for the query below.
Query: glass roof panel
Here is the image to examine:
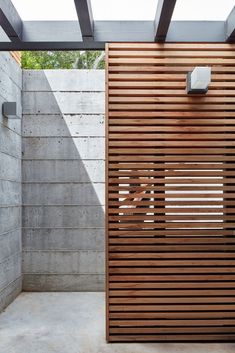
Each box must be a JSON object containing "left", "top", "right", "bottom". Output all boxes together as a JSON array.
[
  {"left": 91, "top": 0, "right": 158, "bottom": 20},
  {"left": 11, "top": 0, "right": 235, "bottom": 22},
  {"left": 11, "top": 0, "right": 78, "bottom": 21},
  {"left": 172, "top": 0, "right": 235, "bottom": 21}
]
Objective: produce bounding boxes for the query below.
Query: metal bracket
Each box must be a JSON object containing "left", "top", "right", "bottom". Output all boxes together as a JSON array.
[{"left": 2, "top": 102, "right": 18, "bottom": 119}]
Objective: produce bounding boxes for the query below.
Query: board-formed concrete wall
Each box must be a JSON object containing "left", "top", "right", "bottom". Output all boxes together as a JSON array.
[
  {"left": 0, "top": 52, "right": 22, "bottom": 310},
  {"left": 22, "top": 70, "right": 105, "bottom": 291}
]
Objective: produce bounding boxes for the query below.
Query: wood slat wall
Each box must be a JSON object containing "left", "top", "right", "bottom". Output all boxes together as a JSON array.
[{"left": 106, "top": 43, "right": 235, "bottom": 342}]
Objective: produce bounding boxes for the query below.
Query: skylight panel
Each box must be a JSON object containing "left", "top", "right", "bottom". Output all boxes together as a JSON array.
[
  {"left": 91, "top": 0, "right": 158, "bottom": 20},
  {"left": 11, "top": 0, "right": 78, "bottom": 21},
  {"left": 172, "top": 0, "right": 235, "bottom": 21}
]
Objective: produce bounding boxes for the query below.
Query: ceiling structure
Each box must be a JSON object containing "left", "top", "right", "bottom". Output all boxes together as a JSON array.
[{"left": 0, "top": 0, "right": 235, "bottom": 50}]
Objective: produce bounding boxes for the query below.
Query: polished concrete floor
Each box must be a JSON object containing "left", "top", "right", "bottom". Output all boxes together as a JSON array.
[{"left": 0, "top": 292, "right": 234, "bottom": 353}]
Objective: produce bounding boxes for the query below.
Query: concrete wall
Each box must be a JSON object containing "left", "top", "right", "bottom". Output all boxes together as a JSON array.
[
  {"left": 0, "top": 53, "right": 22, "bottom": 310},
  {"left": 22, "top": 70, "right": 105, "bottom": 291}
]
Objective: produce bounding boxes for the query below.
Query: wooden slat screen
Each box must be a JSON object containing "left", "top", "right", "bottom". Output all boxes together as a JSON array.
[{"left": 106, "top": 43, "right": 235, "bottom": 342}]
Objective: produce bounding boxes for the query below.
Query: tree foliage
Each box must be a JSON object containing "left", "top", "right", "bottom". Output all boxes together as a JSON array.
[{"left": 21, "top": 51, "right": 105, "bottom": 69}]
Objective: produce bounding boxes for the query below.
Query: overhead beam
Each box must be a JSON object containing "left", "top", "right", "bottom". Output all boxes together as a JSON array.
[
  {"left": 74, "top": 0, "right": 93, "bottom": 39},
  {"left": 226, "top": 6, "right": 235, "bottom": 42},
  {"left": 154, "top": 0, "right": 177, "bottom": 42},
  {"left": 0, "top": 0, "right": 22, "bottom": 42},
  {"left": 0, "top": 20, "right": 227, "bottom": 50},
  {"left": 0, "top": 40, "right": 105, "bottom": 51}
]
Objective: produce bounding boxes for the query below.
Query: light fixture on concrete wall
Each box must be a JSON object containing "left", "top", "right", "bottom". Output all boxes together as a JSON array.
[
  {"left": 2, "top": 102, "right": 17, "bottom": 119},
  {"left": 187, "top": 67, "right": 211, "bottom": 94}
]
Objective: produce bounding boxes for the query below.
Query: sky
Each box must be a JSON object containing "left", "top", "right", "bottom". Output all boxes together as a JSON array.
[{"left": 11, "top": 0, "right": 235, "bottom": 21}]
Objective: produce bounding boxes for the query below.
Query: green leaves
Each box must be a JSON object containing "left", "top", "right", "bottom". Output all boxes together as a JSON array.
[{"left": 21, "top": 51, "right": 105, "bottom": 69}]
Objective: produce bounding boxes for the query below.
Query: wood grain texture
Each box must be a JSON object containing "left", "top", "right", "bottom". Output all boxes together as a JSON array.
[{"left": 106, "top": 43, "right": 235, "bottom": 342}]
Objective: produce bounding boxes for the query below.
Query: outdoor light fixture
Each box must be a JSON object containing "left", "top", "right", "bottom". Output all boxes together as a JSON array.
[
  {"left": 187, "top": 67, "right": 211, "bottom": 94},
  {"left": 2, "top": 102, "right": 17, "bottom": 119}
]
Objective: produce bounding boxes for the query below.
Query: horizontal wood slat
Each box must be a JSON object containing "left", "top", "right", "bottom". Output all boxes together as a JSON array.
[{"left": 106, "top": 43, "right": 235, "bottom": 342}]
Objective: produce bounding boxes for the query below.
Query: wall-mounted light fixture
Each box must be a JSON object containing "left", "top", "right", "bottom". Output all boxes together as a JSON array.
[
  {"left": 2, "top": 102, "right": 17, "bottom": 119},
  {"left": 187, "top": 67, "right": 211, "bottom": 94}
]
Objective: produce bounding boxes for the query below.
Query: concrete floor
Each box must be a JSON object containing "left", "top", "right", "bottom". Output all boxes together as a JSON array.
[{"left": 0, "top": 293, "right": 234, "bottom": 353}]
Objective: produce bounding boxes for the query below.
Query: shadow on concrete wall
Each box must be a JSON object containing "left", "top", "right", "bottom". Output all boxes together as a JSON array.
[{"left": 22, "top": 70, "right": 105, "bottom": 291}]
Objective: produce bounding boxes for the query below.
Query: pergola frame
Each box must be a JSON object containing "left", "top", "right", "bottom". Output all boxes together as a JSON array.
[{"left": 0, "top": 0, "right": 235, "bottom": 51}]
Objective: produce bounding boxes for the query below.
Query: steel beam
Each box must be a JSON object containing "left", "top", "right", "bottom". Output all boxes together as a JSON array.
[
  {"left": 226, "top": 6, "right": 235, "bottom": 42},
  {"left": 0, "top": 0, "right": 22, "bottom": 42},
  {"left": 154, "top": 0, "right": 177, "bottom": 42},
  {"left": 0, "top": 40, "right": 105, "bottom": 51},
  {"left": 74, "top": 0, "right": 93, "bottom": 39},
  {"left": 0, "top": 20, "right": 228, "bottom": 50}
]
